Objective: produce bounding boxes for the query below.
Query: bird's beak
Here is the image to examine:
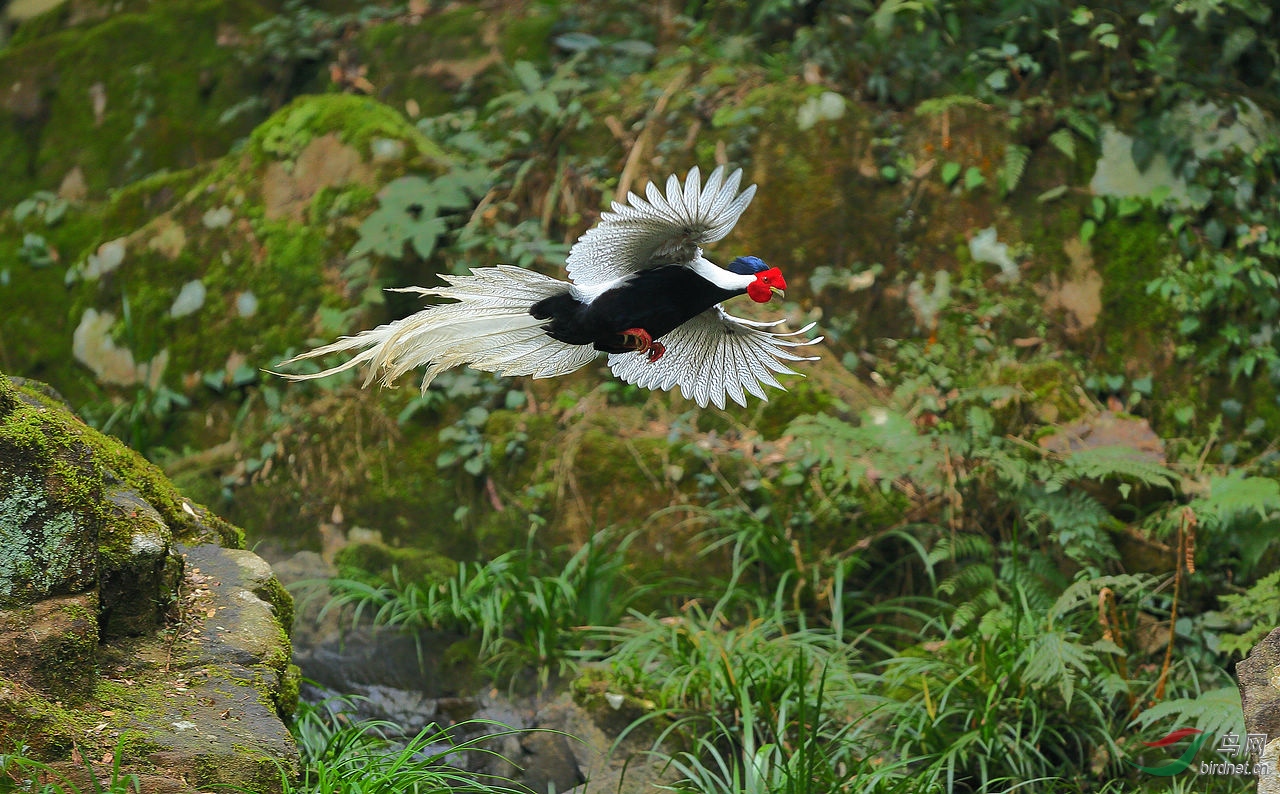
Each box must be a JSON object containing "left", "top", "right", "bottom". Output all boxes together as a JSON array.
[{"left": 771, "top": 286, "right": 785, "bottom": 299}]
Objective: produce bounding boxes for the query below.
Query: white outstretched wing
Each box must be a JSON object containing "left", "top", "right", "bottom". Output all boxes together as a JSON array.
[
  {"left": 566, "top": 166, "right": 756, "bottom": 287},
  {"left": 607, "top": 307, "right": 822, "bottom": 409}
]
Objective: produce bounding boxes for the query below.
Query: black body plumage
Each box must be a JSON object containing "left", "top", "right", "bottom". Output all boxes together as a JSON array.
[
  {"left": 276, "top": 166, "right": 821, "bottom": 409},
  {"left": 530, "top": 266, "right": 741, "bottom": 353}
]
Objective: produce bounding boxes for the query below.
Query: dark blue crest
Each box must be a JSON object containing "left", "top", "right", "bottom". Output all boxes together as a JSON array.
[{"left": 728, "top": 256, "right": 769, "bottom": 275}]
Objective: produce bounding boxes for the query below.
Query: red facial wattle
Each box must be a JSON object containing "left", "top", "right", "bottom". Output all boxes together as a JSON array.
[{"left": 746, "top": 267, "right": 787, "bottom": 303}]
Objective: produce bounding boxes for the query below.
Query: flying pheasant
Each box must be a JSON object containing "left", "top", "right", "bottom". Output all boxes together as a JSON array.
[{"left": 277, "top": 166, "right": 820, "bottom": 408}]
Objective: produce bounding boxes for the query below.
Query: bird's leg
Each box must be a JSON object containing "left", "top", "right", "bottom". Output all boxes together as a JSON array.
[{"left": 620, "top": 328, "right": 666, "bottom": 363}]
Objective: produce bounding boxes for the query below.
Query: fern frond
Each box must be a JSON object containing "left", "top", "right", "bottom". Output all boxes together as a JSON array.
[
  {"left": 1130, "top": 688, "right": 1245, "bottom": 740},
  {"left": 1021, "top": 630, "right": 1096, "bottom": 707},
  {"left": 1050, "top": 573, "right": 1153, "bottom": 625},
  {"left": 1000, "top": 144, "right": 1031, "bottom": 195},
  {"left": 1196, "top": 471, "right": 1280, "bottom": 524},
  {"left": 1025, "top": 490, "right": 1111, "bottom": 532},
  {"left": 948, "top": 585, "right": 1000, "bottom": 633},
  {"left": 1024, "top": 489, "right": 1121, "bottom": 571},
  {"left": 789, "top": 413, "right": 870, "bottom": 483},
  {"left": 1048, "top": 446, "right": 1178, "bottom": 493},
  {"left": 928, "top": 532, "right": 994, "bottom": 567},
  {"left": 1006, "top": 562, "right": 1057, "bottom": 612},
  {"left": 938, "top": 564, "right": 997, "bottom": 598},
  {"left": 1218, "top": 568, "right": 1280, "bottom": 655},
  {"left": 791, "top": 409, "right": 948, "bottom": 493},
  {"left": 966, "top": 405, "right": 995, "bottom": 444},
  {"left": 978, "top": 442, "right": 1034, "bottom": 490},
  {"left": 1048, "top": 128, "right": 1077, "bottom": 161}
]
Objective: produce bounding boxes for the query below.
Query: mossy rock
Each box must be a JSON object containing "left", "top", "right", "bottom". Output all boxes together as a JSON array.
[
  {"left": 245, "top": 92, "right": 447, "bottom": 168},
  {"left": 0, "top": 168, "right": 216, "bottom": 403},
  {"left": 40, "top": 94, "right": 454, "bottom": 415},
  {"left": 334, "top": 538, "right": 459, "bottom": 585},
  {"left": 1, "top": 372, "right": 242, "bottom": 550},
  {"left": 0, "top": 370, "right": 234, "bottom": 618},
  {"left": 352, "top": 4, "right": 555, "bottom": 120},
  {"left": 0, "top": 372, "right": 296, "bottom": 789},
  {"left": 0, "top": 0, "right": 280, "bottom": 204},
  {"left": 0, "top": 593, "right": 98, "bottom": 698},
  {"left": 1, "top": 90, "right": 455, "bottom": 413},
  {"left": 570, "top": 666, "right": 662, "bottom": 744},
  {"left": 991, "top": 358, "right": 1093, "bottom": 427},
  {"left": 1090, "top": 211, "right": 1175, "bottom": 370}
]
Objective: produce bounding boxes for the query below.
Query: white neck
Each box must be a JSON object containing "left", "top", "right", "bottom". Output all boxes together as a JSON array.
[
  {"left": 689, "top": 256, "right": 755, "bottom": 292},
  {"left": 569, "top": 255, "right": 756, "bottom": 305}
]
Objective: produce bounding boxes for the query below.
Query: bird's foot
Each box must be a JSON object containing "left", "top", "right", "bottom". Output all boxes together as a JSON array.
[{"left": 620, "top": 328, "right": 665, "bottom": 363}]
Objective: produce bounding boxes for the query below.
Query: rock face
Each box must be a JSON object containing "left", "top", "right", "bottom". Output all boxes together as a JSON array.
[
  {"left": 1239, "top": 629, "right": 1280, "bottom": 794},
  {"left": 0, "top": 371, "right": 298, "bottom": 792}
]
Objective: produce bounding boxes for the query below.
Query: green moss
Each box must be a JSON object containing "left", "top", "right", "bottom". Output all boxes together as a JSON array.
[
  {"left": 0, "top": 596, "right": 98, "bottom": 701},
  {"left": 258, "top": 575, "right": 295, "bottom": 638},
  {"left": 569, "top": 666, "right": 660, "bottom": 739},
  {"left": 437, "top": 635, "right": 485, "bottom": 691},
  {"left": 0, "top": 171, "right": 202, "bottom": 405},
  {"left": 275, "top": 663, "right": 301, "bottom": 718},
  {"left": 424, "top": 5, "right": 484, "bottom": 42},
  {"left": 65, "top": 212, "right": 333, "bottom": 398},
  {"left": 1, "top": 370, "right": 243, "bottom": 552},
  {"left": 1091, "top": 212, "right": 1173, "bottom": 367},
  {"left": 0, "top": 678, "right": 101, "bottom": 756},
  {"left": 334, "top": 540, "right": 459, "bottom": 585},
  {"left": 354, "top": 4, "right": 553, "bottom": 120},
  {"left": 993, "top": 358, "right": 1090, "bottom": 425},
  {"left": 1017, "top": 201, "right": 1086, "bottom": 283},
  {"left": 58, "top": 595, "right": 94, "bottom": 623},
  {"left": 40, "top": 607, "right": 98, "bottom": 698},
  {"left": 7, "top": 1, "right": 73, "bottom": 49},
  {"left": 90, "top": 670, "right": 177, "bottom": 728},
  {"left": 0, "top": 0, "right": 276, "bottom": 204},
  {"left": 484, "top": 408, "right": 556, "bottom": 477},
  {"left": 355, "top": 25, "right": 471, "bottom": 119},
  {"left": 0, "top": 237, "right": 88, "bottom": 403},
  {"left": 0, "top": 389, "right": 106, "bottom": 608},
  {"left": 0, "top": 375, "right": 16, "bottom": 414},
  {"left": 0, "top": 403, "right": 291, "bottom": 777},
  {"left": 345, "top": 421, "right": 460, "bottom": 550},
  {"left": 308, "top": 183, "right": 378, "bottom": 226},
  {"left": 266, "top": 624, "right": 292, "bottom": 672},
  {"left": 99, "top": 167, "right": 211, "bottom": 233},
  {"left": 496, "top": 13, "right": 554, "bottom": 65},
  {"left": 247, "top": 93, "right": 447, "bottom": 166},
  {"left": 754, "top": 381, "right": 834, "bottom": 439},
  {"left": 48, "top": 92, "right": 463, "bottom": 409},
  {"left": 187, "top": 744, "right": 283, "bottom": 793},
  {"left": 571, "top": 426, "right": 647, "bottom": 497}
]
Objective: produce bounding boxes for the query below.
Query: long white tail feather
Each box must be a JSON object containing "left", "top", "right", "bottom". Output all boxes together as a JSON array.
[{"left": 277, "top": 266, "right": 596, "bottom": 393}]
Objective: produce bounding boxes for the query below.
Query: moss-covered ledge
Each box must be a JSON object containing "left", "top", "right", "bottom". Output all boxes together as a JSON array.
[{"left": 0, "top": 369, "right": 297, "bottom": 791}]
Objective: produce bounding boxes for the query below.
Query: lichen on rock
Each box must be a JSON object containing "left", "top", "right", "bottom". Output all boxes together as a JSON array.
[{"left": 0, "top": 475, "right": 95, "bottom": 606}]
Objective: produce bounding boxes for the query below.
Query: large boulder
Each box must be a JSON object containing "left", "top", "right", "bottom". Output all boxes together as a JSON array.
[{"left": 0, "top": 370, "right": 298, "bottom": 792}]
